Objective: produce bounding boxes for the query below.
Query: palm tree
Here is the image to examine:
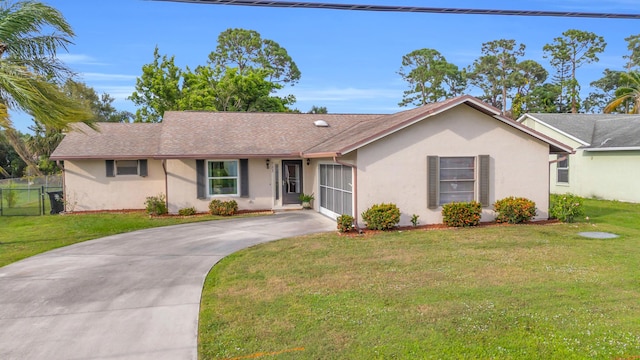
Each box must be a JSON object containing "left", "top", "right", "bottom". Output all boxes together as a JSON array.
[
  {"left": 604, "top": 71, "right": 640, "bottom": 114},
  {"left": 0, "top": 1, "right": 91, "bottom": 175}
]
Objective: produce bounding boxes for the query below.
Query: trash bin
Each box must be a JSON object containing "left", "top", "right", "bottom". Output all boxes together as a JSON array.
[{"left": 47, "top": 191, "right": 64, "bottom": 214}]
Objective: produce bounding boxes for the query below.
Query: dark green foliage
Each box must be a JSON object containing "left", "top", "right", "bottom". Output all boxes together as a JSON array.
[
  {"left": 209, "top": 199, "right": 238, "bottom": 216},
  {"left": 361, "top": 203, "right": 400, "bottom": 230},
  {"left": 441, "top": 201, "right": 482, "bottom": 227},
  {"left": 178, "top": 207, "right": 197, "bottom": 216},
  {"left": 336, "top": 214, "right": 354, "bottom": 233},
  {"left": 493, "top": 197, "right": 537, "bottom": 224},
  {"left": 144, "top": 193, "right": 168, "bottom": 215},
  {"left": 550, "top": 193, "right": 585, "bottom": 223}
]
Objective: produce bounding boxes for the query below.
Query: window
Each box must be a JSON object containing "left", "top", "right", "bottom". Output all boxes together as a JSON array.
[
  {"left": 116, "top": 160, "right": 139, "bottom": 175},
  {"left": 208, "top": 160, "right": 238, "bottom": 196},
  {"left": 439, "top": 157, "right": 475, "bottom": 205},
  {"left": 319, "top": 164, "right": 353, "bottom": 217},
  {"left": 427, "top": 155, "right": 489, "bottom": 208},
  {"left": 557, "top": 155, "right": 569, "bottom": 183},
  {"left": 106, "top": 159, "right": 147, "bottom": 177}
]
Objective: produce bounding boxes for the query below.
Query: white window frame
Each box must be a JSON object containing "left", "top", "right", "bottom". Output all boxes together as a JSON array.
[
  {"left": 438, "top": 156, "right": 476, "bottom": 206},
  {"left": 557, "top": 155, "right": 569, "bottom": 184},
  {"left": 207, "top": 160, "right": 239, "bottom": 196}
]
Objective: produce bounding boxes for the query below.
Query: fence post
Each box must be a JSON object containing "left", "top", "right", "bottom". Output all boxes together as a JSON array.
[
  {"left": 41, "top": 186, "right": 45, "bottom": 216},
  {"left": 0, "top": 188, "right": 3, "bottom": 216}
]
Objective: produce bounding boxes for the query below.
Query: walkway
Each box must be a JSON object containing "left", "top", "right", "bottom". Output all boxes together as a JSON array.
[{"left": 0, "top": 211, "right": 335, "bottom": 359}]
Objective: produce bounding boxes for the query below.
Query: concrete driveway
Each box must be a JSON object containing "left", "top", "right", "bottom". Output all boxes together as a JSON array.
[{"left": 0, "top": 211, "right": 335, "bottom": 360}]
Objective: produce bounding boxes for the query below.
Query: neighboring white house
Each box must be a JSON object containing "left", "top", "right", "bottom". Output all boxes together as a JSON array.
[
  {"left": 518, "top": 113, "right": 640, "bottom": 202},
  {"left": 50, "top": 96, "right": 572, "bottom": 226}
]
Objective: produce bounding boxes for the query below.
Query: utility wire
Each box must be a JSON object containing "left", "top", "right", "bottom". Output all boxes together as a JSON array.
[{"left": 149, "top": 0, "right": 640, "bottom": 19}]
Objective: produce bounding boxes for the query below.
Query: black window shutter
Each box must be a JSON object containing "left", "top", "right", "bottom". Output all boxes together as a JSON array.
[
  {"left": 139, "top": 159, "right": 148, "bottom": 177},
  {"left": 106, "top": 160, "right": 115, "bottom": 177},
  {"left": 479, "top": 155, "right": 490, "bottom": 207},
  {"left": 196, "top": 159, "right": 206, "bottom": 199},
  {"left": 427, "top": 156, "right": 438, "bottom": 209},
  {"left": 240, "top": 159, "right": 249, "bottom": 197}
]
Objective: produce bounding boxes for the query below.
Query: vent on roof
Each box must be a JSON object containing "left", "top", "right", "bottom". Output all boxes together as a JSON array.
[{"left": 314, "top": 120, "right": 329, "bottom": 127}]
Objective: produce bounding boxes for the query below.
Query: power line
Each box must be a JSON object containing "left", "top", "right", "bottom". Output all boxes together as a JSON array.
[{"left": 149, "top": 0, "right": 640, "bottom": 19}]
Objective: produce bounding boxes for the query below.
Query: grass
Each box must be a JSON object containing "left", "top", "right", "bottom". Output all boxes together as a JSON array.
[
  {"left": 199, "top": 199, "right": 640, "bottom": 359},
  {"left": 0, "top": 212, "right": 232, "bottom": 267}
]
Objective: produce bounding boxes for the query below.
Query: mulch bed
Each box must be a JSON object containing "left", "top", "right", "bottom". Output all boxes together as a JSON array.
[{"left": 339, "top": 219, "right": 561, "bottom": 237}]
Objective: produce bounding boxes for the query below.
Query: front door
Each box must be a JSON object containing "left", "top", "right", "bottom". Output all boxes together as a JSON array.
[{"left": 282, "top": 160, "right": 303, "bottom": 205}]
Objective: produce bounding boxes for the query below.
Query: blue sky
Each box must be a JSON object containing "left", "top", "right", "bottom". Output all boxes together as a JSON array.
[{"left": 15, "top": 0, "right": 640, "bottom": 131}]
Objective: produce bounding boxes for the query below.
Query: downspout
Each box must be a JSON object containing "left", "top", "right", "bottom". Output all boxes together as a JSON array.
[
  {"left": 333, "top": 156, "right": 361, "bottom": 233},
  {"left": 162, "top": 159, "right": 168, "bottom": 212}
]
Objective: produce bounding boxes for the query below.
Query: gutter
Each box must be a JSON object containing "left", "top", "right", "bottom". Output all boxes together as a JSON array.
[
  {"left": 332, "top": 156, "right": 361, "bottom": 233},
  {"left": 583, "top": 146, "right": 640, "bottom": 152}
]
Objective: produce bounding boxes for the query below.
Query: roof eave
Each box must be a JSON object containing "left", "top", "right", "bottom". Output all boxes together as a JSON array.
[{"left": 518, "top": 114, "right": 591, "bottom": 146}]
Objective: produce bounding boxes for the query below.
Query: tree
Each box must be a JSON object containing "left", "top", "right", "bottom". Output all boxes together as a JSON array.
[
  {"left": 510, "top": 59, "right": 548, "bottom": 118},
  {"left": 0, "top": 1, "right": 92, "bottom": 175},
  {"left": 398, "top": 48, "right": 466, "bottom": 107},
  {"left": 604, "top": 71, "right": 640, "bottom": 114},
  {"left": 208, "top": 28, "right": 300, "bottom": 85},
  {"left": 583, "top": 69, "right": 625, "bottom": 113},
  {"left": 212, "top": 67, "right": 292, "bottom": 112},
  {"left": 307, "top": 106, "right": 327, "bottom": 114},
  {"left": 624, "top": 34, "right": 640, "bottom": 71},
  {"left": 543, "top": 29, "right": 606, "bottom": 113},
  {"left": 526, "top": 83, "right": 563, "bottom": 114},
  {"left": 0, "top": 130, "right": 26, "bottom": 178},
  {"left": 128, "top": 46, "right": 182, "bottom": 122},
  {"left": 469, "top": 40, "right": 525, "bottom": 114},
  {"left": 63, "top": 80, "right": 132, "bottom": 122}
]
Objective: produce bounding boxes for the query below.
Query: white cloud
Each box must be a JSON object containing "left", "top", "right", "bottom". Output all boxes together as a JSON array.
[
  {"left": 80, "top": 72, "right": 138, "bottom": 82},
  {"left": 57, "top": 53, "right": 106, "bottom": 65}
]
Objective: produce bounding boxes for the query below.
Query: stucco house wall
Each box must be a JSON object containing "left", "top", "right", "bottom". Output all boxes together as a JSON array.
[
  {"left": 356, "top": 105, "right": 551, "bottom": 225},
  {"left": 62, "top": 159, "right": 165, "bottom": 212},
  {"left": 165, "top": 158, "right": 274, "bottom": 213}
]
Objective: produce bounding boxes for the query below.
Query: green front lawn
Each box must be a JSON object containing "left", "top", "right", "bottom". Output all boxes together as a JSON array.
[{"left": 199, "top": 199, "right": 640, "bottom": 359}]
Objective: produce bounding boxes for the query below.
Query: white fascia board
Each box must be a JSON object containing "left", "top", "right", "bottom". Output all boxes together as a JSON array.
[{"left": 519, "top": 114, "right": 590, "bottom": 147}]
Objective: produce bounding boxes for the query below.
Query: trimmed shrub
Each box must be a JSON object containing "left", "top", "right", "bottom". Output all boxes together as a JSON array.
[
  {"left": 493, "top": 197, "right": 537, "bottom": 224},
  {"left": 336, "top": 214, "right": 354, "bottom": 233},
  {"left": 361, "top": 203, "right": 400, "bottom": 230},
  {"left": 145, "top": 194, "right": 168, "bottom": 215},
  {"left": 441, "top": 201, "right": 482, "bottom": 227},
  {"left": 178, "top": 207, "right": 197, "bottom": 216},
  {"left": 209, "top": 199, "right": 238, "bottom": 216},
  {"left": 550, "top": 193, "right": 585, "bottom": 223}
]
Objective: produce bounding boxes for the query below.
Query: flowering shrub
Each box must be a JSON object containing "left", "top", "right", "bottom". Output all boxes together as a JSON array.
[
  {"left": 336, "top": 214, "right": 354, "bottom": 232},
  {"left": 550, "top": 193, "right": 584, "bottom": 223},
  {"left": 178, "top": 207, "right": 197, "bottom": 216},
  {"left": 493, "top": 197, "right": 537, "bottom": 224},
  {"left": 361, "top": 203, "right": 400, "bottom": 230},
  {"left": 145, "top": 194, "right": 168, "bottom": 215},
  {"left": 441, "top": 201, "right": 482, "bottom": 227},
  {"left": 209, "top": 199, "right": 238, "bottom": 216}
]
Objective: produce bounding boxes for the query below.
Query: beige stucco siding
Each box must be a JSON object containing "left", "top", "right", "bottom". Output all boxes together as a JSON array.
[
  {"left": 62, "top": 159, "right": 165, "bottom": 211},
  {"left": 559, "top": 150, "right": 640, "bottom": 202},
  {"left": 521, "top": 117, "right": 640, "bottom": 202},
  {"left": 355, "top": 105, "right": 551, "bottom": 226},
  {"left": 165, "top": 158, "right": 274, "bottom": 213}
]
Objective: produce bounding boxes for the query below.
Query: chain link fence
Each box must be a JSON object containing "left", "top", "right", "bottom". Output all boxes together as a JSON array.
[{"left": 0, "top": 175, "right": 63, "bottom": 216}]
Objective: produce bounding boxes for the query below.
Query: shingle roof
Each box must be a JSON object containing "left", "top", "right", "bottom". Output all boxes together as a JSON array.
[
  {"left": 50, "top": 96, "right": 573, "bottom": 160},
  {"left": 50, "top": 123, "right": 163, "bottom": 159},
  {"left": 525, "top": 113, "right": 640, "bottom": 149}
]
